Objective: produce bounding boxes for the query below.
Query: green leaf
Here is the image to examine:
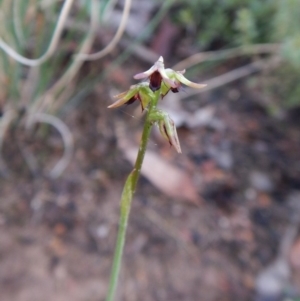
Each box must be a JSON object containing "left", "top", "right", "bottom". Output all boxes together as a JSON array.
[{"left": 120, "top": 171, "right": 134, "bottom": 217}]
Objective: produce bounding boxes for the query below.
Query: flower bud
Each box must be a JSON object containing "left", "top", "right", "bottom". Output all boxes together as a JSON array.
[
  {"left": 149, "top": 109, "right": 181, "bottom": 153},
  {"left": 108, "top": 82, "right": 153, "bottom": 111}
]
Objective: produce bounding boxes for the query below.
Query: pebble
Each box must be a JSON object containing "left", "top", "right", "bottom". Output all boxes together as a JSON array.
[{"left": 249, "top": 171, "right": 274, "bottom": 192}]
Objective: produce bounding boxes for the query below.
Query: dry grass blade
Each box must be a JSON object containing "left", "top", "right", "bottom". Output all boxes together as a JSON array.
[
  {"left": 12, "top": 0, "right": 25, "bottom": 46},
  {"left": 0, "top": 0, "right": 74, "bottom": 66},
  {"left": 26, "top": 113, "right": 74, "bottom": 178},
  {"left": 76, "top": 0, "right": 132, "bottom": 61},
  {"left": 31, "top": 0, "right": 99, "bottom": 114},
  {"left": 0, "top": 109, "right": 16, "bottom": 176}
]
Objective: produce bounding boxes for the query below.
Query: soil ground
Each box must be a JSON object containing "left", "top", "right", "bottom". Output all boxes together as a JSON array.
[{"left": 1, "top": 60, "right": 300, "bottom": 301}]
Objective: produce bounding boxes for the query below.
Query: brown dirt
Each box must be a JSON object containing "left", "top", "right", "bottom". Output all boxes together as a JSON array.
[{"left": 0, "top": 72, "right": 300, "bottom": 301}]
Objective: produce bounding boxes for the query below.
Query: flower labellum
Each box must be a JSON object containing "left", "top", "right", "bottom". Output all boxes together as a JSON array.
[{"left": 149, "top": 71, "right": 162, "bottom": 92}]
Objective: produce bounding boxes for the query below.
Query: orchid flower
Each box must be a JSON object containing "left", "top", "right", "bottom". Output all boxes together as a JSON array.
[
  {"left": 134, "top": 56, "right": 206, "bottom": 95},
  {"left": 105, "top": 56, "right": 208, "bottom": 301}
]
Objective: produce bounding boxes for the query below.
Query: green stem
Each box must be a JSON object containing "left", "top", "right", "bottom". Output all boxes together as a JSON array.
[{"left": 105, "top": 90, "right": 160, "bottom": 301}]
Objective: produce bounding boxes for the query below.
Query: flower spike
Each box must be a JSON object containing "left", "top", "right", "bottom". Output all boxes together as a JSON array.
[{"left": 109, "top": 57, "right": 206, "bottom": 150}]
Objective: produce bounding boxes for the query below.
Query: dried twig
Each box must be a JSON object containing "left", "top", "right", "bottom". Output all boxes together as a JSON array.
[
  {"left": 180, "top": 56, "right": 282, "bottom": 100},
  {"left": 173, "top": 43, "right": 280, "bottom": 71}
]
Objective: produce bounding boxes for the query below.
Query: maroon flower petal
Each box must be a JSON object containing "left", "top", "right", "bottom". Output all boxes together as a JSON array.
[
  {"left": 149, "top": 71, "right": 162, "bottom": 91},
  {"left": 125, "top": 95, "right": 139, "bottom": 105},
  {"left": 170, "top": 87, "right": 179, "bottom": 93}
]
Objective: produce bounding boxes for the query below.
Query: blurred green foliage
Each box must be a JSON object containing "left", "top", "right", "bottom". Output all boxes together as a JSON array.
[
  {"left": 275, "top": 0, "right": 300, "bottom": 67},
  {"left": 173, "top": 0, "right": 275, "bottom": 49},
  {"left": 172, "top": 0, "right": 300, "bottom": 108}
]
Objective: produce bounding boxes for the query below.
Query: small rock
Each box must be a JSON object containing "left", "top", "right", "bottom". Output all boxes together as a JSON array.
[
  {"left": 250, "top": 171, "right": 274, "bottom": 192},
  {"left": 96, "top": 225, "right": 109, "bottom": 238},
  {"left": 208, "top": 146, "right": 233, "bottom": 170},
  {"left": 255, "top": 258, "right": 290, "bottom": 297}
]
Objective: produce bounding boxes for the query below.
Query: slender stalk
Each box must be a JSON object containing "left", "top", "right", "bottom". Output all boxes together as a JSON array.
[{"left": 105, "top": 90, "right": 160, "bottom": 301}]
